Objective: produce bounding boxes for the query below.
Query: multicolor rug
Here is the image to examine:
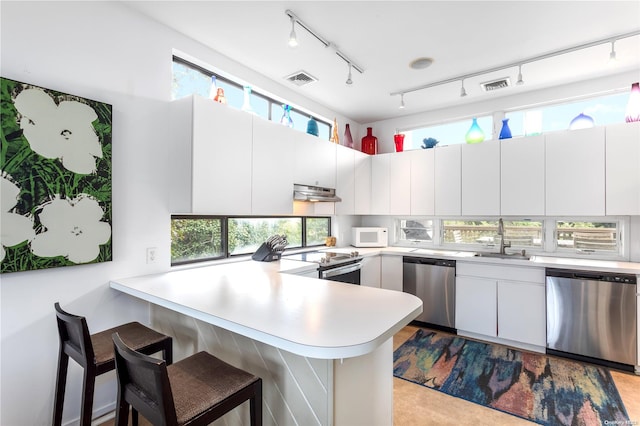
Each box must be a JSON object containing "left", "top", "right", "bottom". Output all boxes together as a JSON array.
[{"left": 393, "top": 328, "right": 630, "bottom": 425}]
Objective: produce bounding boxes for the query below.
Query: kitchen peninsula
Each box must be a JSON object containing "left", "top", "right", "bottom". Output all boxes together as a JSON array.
[{"left": 110, "top": 259, "right": 422, "bottom": 426}]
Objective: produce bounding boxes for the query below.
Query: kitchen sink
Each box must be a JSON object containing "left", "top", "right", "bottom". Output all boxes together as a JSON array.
[{"left": 474, "top": 251, "right": 531, "bottom": 260}]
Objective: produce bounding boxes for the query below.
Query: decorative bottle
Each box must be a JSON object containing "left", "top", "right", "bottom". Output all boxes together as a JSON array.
[
  {"left": 499, "top": 118, "right": 512, "bottom": 139},
  {"left": 214, "top": 87, "right": 227, "bottom": 104},
  {"left": 208, "top": 76, "right": 218, "bottom": 100},
  {"left": 465, "top": 118, "right": 485, "bottom": 144},
  {"left": 330, "top": 118, "right": 339, "bottom": 144},
  {"left": 306, "top": 116, "right": 319, "bottom": 136},
  {"left": 241, "top": 85, "right": 255, "bottom": 114},
  {"left": 361, "top": 127, "right": 378, "bottom": 155},
  {"left": 625, "top": 82, "right": 640, "bottom": 123},
  {"left": 280, "top": 104, "right": 294, "bottom": 128},
  {"left": 344, "top": 123, "right": 354, "bottom": 148},
  {"left": 569, "top": 113, "right": 594, "bottom": 130}
]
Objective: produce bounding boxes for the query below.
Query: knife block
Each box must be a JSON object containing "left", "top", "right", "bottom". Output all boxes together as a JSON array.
[{"left": 251, "top": 243, "right": 283, "bottom": 262}]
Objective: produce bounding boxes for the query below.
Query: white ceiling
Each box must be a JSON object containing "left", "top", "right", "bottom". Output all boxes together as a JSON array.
[{"left": 123, "top": 1, "right": 640, "bottom": 123}]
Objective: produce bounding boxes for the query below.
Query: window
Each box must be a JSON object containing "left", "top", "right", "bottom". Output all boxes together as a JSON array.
[
  {"left": 442, "top": 220, "right": 543, "bottom": 249},
  {"left": 171, "top": 215, "right": 330, "bottom": 265},
  {"left": 555, "top": 220, "right": 619, "bottom": 255},
  {"left": 396, "top": 219, "right": 434, "bottom": 244},
  {"left": 505, "top": 91, "right": 629, "bottom": 137},
  {"left": 172, "top": 56, "right": 331, "bottom": 140},
  {"left": 400, "top": 115, "right": 494, "bottom": 150}
]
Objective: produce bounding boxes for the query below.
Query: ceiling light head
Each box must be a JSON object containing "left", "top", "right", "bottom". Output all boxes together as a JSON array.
[
  {"left": 409, "top": 57, "right": 434, "bottom": 70},
  {"left": 460, "top": 80, "right": 467, "bottom": 97},
  {"left": 399, "top": 93, "right": 405, "bottom": 109},
  {"left": 346, "top": 63, "right": 353, "bottom": 85},
  {"left": 609, "top": 41, "right": 617, "bottom": 64},
  {"left": 288, "top": 17, "right": 298, "bottom": 48},
  {"left": 517, "top": 65, "right": 524, "bottom": 85}
]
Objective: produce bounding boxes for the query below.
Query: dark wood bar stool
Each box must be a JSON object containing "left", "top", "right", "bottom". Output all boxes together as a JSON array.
[
  {"left": 112, "top": 332, "right": 262, "bottom": 426},
  {"left": 52, "top": 302, "right": 173, "bottom": 426}
]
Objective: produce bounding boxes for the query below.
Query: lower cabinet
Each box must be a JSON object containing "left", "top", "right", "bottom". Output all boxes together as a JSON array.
[
  {"left": 381, "top": 255, "right": 403, "bottom": 292},
  {"left": 455, "top": 262, "right": 546, "bottom": 349},
  {"left": 361, "top": 256, "right": 381, "bottom": 288}
]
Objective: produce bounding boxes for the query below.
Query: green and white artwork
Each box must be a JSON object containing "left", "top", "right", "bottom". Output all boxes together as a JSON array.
[{"left": 1, "top": 77, "right": 112, "bottom": 273}]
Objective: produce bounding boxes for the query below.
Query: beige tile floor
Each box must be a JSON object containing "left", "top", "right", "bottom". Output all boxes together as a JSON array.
[
  {"left": 393, "top": 325, "right": 640, "bottom": 426},
  {"left": 103, "top": 325, "right": 640, "bottom": 425}
]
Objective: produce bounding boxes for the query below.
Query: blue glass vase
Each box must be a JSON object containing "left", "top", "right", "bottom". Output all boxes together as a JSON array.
[
  {"left": 569, "top": 113, "right": 594, "bottom": 130},
  {"left": 465, "top": 118, "right": 485, "bottom": 144},
  {"left": 280, "top": 104, "right": 294, "bottom": 128},
  {"left": 499, "top": 118, "right": 512, "bottom": 139},
  {"left": 306, "top": 116, "right": 319, "bottom": 136}
]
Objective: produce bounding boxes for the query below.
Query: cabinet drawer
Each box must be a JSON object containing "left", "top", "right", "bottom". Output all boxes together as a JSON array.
[{"left": 457, "top": 262, "right": 544, "bottom": 283}]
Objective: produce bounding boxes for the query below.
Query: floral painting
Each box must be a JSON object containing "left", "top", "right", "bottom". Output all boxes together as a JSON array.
[{"left": 1, "top": 77, "right": 112, "bottom": 273}]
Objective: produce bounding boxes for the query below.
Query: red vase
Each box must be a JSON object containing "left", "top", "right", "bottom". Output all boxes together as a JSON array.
[
  {"left": 394, "top": 134, "right": 405, "bottom": 152},
  {"left": 361, "top": 127, "right": 378, "bottom": 155}
]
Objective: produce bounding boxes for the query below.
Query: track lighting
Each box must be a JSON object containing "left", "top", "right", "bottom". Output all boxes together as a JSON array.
[
  {"left": 346, "top": 63, "right": 353, "bottom": 85},
  {"left": 288, "top": 16, "right": 298, "bottom": 48},
  {"left": 399, "top": 93, "right": 405, "bottom": 109},
  {"left": 517, "top": 65, "right": 524, "bottom": 85},
  {"left": 609, "top": 41, "right": 617, "bottom": 63},
  {"left": 460, "top": 80, "right": 467, "bottom": 97}
]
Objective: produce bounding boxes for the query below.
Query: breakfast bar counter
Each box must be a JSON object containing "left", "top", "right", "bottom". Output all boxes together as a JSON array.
[{"left": 110, "top": 260, "right": 422, "bottom": 426}]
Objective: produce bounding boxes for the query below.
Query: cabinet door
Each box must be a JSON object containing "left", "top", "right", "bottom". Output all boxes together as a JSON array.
[
  {"left": 434, "top": 144, "right": 462, "bottom": 216},
  {"left": 606, "top": 122, "right": 640, "bottom": 215},
  {"left": 497, "top": 281, "right": 546, "bottom": 346},
  {"left": 462, "top": 140, "right": 500, "bottom": 216},
  {"left": 252, "top": 118, "right": 295, "bottom": 215},
  {"left": 361, "top": 256, "right": 381, "bottom": 288},
  {"left": 370, "top": 154, "right": 390, "bottom": 215},
  {"left": 410, "top": 149, "right": 435, "bottom": 215},
  {"left": 545, "top": 127, "right": 605, "bottom": 216},
  {"left": 294, "top": 132, "right": 336, "bottom": 188},
  {"left": 335, "top": 145, "right": 355, "bottom": 215},
  {"left": 389, "top": 152, "right": 412, "bottom": 215},
  {"left": 455, "top": 276, "right": 497, "bottom": 337},
  {"left": 380, "top": 255, "right": 403, "bottom": 292},
  {"left": 354, "top": 152, "right": 371, "bottom": 214},
  {"left": 501, "top": 135, "right": 545, "bottom": 215}
]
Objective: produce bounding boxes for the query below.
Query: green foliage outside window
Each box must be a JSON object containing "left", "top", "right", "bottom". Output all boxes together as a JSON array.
[{"left": 171, "top": 218, "right": 223, "bottom": 263}]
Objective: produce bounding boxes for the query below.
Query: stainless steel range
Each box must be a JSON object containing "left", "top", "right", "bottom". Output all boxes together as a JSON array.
[{"left": 283, "top": 251, "right": 362, "bottom": 284}]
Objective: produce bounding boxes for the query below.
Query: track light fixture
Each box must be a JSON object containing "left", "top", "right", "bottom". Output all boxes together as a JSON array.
[
  {"left": 285, "top": 9, "right": 364, "bottom": 82},
  {"left": 390, "top": 29, "right": 640, "bottom": 100},
  {"left": 399, "top": 93, "right": 405, "bottom": 109},
  {"left": 346, "top": 63, "right": 353, "bottom": 85},
  {"left": 288, "top": 16, "right": 298, "bottom": 48},
  {"left": 609, "top": 41, "right": 617, "bottom": 63}
]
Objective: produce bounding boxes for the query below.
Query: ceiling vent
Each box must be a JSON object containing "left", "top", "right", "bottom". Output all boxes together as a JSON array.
[
  {"left": 285, "top": 71, "right": 318, "bottom": 86},
  {"left": 480, "top": 77, "right": 511, "bottom": 92}
]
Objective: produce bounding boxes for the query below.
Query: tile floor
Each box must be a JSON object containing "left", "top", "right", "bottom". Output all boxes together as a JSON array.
[{"left": 103, "top": 324, "right": 640, "bottom": 425}]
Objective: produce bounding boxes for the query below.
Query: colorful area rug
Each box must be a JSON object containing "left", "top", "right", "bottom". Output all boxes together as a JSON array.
[{"left": 393, "top": 328, "right": 630, "bottom": 425}]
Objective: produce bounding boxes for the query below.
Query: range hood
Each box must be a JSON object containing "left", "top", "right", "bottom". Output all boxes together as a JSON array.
[{"left": 293, "top": 183, "right": 342, "bottom": 202}]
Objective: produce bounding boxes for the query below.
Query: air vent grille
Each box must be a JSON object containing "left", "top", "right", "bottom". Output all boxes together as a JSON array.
[
  {"left": 480, "top": 78, "right": 511, "bottom": 92},
  {"left": 285, "top": 71, "right": 318, "bottom": 86}
]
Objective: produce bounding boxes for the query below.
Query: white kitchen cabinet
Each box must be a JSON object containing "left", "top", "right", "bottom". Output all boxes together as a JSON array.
[
  {"left": 500, "top": 135, "right": 545, "bottom": 216},
  {"left": 455, "top": 275, "right": 497, "bottom": 337},
  {"left": 545, "top": 127, "right": 606, "bottom": 216},
  {"left": 335, "top": 145, "right": 356, "bottom": 215},
  {"left": 170, "top": 95, "right": 253, "bottom": 214},
  {"left": 380, "top": 255, "right": 403, "bottom": 292},
  {"left": 252, "top": 118, "right": 296, "bottom": 215},
  {"left": 370, "top": 154, "right": 390, "bottom": 215},
  {"left": 354, "top": 152, "right": 372, "bottom": 215},
  {"left": 605, "top": 122, "right": 640, "bottom": 215},
  {"left": 434, "top": 144, "right": 462, "bottom": 216},
  {"left": 361, "top": 255, "right": 381, "bottom": 288},
  {"left": 294, "top": 132, "right": 336, "bottom": 188},
  {"left": 409, "top": 149, "right": 435, "bottom": 216},
  {"left": 462, "top": 140, "right": 500, "bottom": 216},
  {"left": 497, "top": 280, "right": 546, "bottom": 346},
  {"left": 389, "top": 152, "right": 412, "bottom": 215}
]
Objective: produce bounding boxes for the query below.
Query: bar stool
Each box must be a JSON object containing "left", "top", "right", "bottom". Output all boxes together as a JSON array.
[
  {"left": 112, "top": 332, "right": 262, "bottom": 426},
  {"left": 52, "top": 302, "right": 173, "bottom": 426}
]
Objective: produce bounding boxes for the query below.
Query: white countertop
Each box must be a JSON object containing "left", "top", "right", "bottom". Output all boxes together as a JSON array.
[{"left": 110, "top": 260, "right": 423, "bottom": 359}]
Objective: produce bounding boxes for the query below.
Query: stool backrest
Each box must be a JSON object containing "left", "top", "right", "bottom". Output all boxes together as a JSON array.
[
  {"left": 112, "top": 332, "right": 177, "bottom": 425},
  {"left": 54, "top": 302, "right": 95, "bottom": 368}
]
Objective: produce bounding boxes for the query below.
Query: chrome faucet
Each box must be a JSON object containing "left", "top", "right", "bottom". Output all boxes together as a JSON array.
[{"left": 497, "top": 218, "right": 511, "bottom": 255}]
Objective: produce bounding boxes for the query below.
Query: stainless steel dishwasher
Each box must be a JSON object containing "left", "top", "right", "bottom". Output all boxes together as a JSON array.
[
  {"left": 403, "top": 257, "right": 456, "bottom": 331},
  {"left": 546, "top": 268, "right": 637, "bottom": 370}
]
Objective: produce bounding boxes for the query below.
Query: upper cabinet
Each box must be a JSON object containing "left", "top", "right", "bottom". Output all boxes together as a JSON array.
[
  {"left": 389, "top": 152, "right": 412, "bottom": 215},
  {"left": 294, "top": 133, "right": 336, "bottom": 188},
  {"left": 434, "top": 144, "right": 462, "bottom": 216},
  {"left": 605, "top": 122, "right": 640, "bottom": 215},
  {"left": 170, "top": 96, "right": 253, "bottom": 214},
  {"left": 409, "top": 149, "right": 435, "bottom": 216},
  {"left": 545, "top": 127, "right": 605, "bottom": 216},
  {"left": 500, "top": 135, "right": 545, "bottom": 216},
  {"left": 462, "top": 140, "right": 500, "bottom": 216},
  {"left": 370, "top": 154, "right": 390, "bottom": 215},
  {"left": 335, "top": 145, "right": 356, "bottom": 215},
  {"left": 354, "top": 152, "right": 372, "bottom": 215}
]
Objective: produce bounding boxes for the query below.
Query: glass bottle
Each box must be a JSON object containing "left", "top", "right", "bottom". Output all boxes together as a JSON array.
[
  {"left": 465, "top": 118, "right": 485, "bottom": 144},
  {"left": 208, "top": 76, "right": 218, "bottom": 100},
  {"left": 625, "top": 82, "right": 640, "bottom": 123},
  {"left": 344, "top": 123, "right": 354, "bottom": 148},
  {"left": 214, "top": 87, "right": 227, "bottom": 104},
  {"left": 306, "top": 117, "right": 319, "bottom": 136},
  {"left": 241, "top": 85, "right": 255, "bottom": 114},
  {"left": 499, "top": 118, "right": 512, "bottom": 139},
  {"left": 569, "top": 113, "right": 594, "bottom": 130},
  {"left": 280, "top": 104, "right": 294, "bottom": 128},
  {"left": 361, "top": 127, "right": 378, "bottom": 155},
  {"left": 330, "top": 118, "right": 339, "bottom": 144}
]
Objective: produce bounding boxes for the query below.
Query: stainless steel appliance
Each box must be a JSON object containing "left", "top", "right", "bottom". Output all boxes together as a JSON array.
[
  {"left": 403, "top": 257, "right": 456, "bottom": 331},
  {"left": 283, "top": 251, "right": 362, "bottom": 285},
  {"left": 546, "top": 268, "right": 637, "bottom": 370}
]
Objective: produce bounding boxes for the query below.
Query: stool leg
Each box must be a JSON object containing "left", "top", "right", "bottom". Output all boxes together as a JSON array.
[
  {"left": 52, "top": 350, "right": 69, "bottom": 426},
  {"left": 250, "top": 379, "right": 263, "bottom": 426},
  {"left": 114, "top": 390, "right": 130, "bottom": 426},
  {"left": 80, "top": 366, "right": 96, "bottom": 426},
  {"left": 163, "top": 337, "right": 173, "bottom": 365}
]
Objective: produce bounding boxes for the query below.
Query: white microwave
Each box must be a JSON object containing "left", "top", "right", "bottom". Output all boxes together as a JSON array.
[{"left": 352, "top": 227, "right": 388, "bottom": 248}]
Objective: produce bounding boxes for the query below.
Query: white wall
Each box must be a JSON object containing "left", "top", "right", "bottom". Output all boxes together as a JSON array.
[{"left": 0, "top": 2, "right": 355, "bottom": 425}]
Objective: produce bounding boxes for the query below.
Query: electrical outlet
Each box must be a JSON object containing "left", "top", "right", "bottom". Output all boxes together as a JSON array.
[{"left": 146, "top": 247, "right": 157, "bottom": 264}]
